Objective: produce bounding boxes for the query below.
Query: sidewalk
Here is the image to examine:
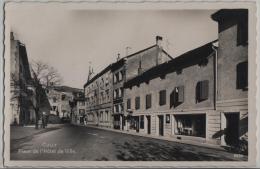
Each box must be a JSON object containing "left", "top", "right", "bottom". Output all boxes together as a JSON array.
[
  {"left": 85, "top": 124, "right": 227, "bottom": 152},
  {"left": 10, "top": 124, "right": 64, "bottom": 140}
]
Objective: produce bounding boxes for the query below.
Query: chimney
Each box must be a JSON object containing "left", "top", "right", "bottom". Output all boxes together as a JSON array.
[
  {"left": 10, "top": 32, "right": 14, "bottom": 40},
  {"left": 156, "top": 36, "right": 163, "bottom": 48}
]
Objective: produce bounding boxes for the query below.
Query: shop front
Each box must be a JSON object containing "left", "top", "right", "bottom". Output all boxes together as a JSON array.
[{"left": 174, "top": 114, "right": 206, "bottom": 138}]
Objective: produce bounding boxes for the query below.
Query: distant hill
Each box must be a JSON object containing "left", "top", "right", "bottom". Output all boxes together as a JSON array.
[{"left": 50, "top": 85, "right": 83, "bottom": 93}]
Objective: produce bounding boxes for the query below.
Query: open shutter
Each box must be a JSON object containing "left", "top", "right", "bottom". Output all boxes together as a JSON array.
[
  {"left": 178, "top": 86, "right": 184, "bottom": 103},
  {"left": 200, "top": 80, "right": 209, "bottom": 100}
]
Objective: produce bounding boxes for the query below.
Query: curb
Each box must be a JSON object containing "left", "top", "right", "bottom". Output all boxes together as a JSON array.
[{"left": 81, "top": 124, "right": 227, "bottom": 152}]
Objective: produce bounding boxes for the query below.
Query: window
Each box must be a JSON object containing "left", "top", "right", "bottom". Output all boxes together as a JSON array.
[
  {"left": 118, "top": 71, "right": 122, "bottom": 81},
  {"left": 159, "top": 90, "right": 166, "bottom": 106},
  {"left": 196, "top": 80, "right": 209, "bottom": 102},
  {"left": 120, "top": 103, "right": 124, "bottom": 112},
  {"left": 61, "top": 94, "right": 66, "bottom": 100},
  {"left": 140, "top": 115, "right": 144, "bottom": 129},
  {"left": 52, "top": 106, "right": 56, "bottom": 111},
  {"left": 170, "top": 86, "right": 184, "bottom": 108},
  {"left": 236, "top": 61, "right": 248, "bottom": 90},
  {"left": 166, "top": 114, "right": 170, "bottom": 123},
  {"left": 53, "top": 97, "right": 57, "bottom": 103},
  {"left": 127, "top": 99, "right": 131, "bottom": 110},
  {"left": 79, "top": 101, "right": 85, "bottom": 106},
  {"left": 135, "top": 97, "right": 140, "bottom": 110},
  {"left": 146, "top": 94, "right": 152, "bottom": 109},
  {"left": 106, "top": 111, "right": 109, "bottom": 121},
  {"left": 79, "top": 109, "right": 85, "bottom": 115}
]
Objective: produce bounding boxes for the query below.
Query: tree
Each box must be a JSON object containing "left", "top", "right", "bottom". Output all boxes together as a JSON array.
[
  {"left": 30, "top": 60, "right": 62, "bottom": 129},
  {"left": 31, "top": 60, "right": 63, "bottom": 88}
]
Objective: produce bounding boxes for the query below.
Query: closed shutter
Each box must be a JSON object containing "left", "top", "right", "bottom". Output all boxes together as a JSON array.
[
  {"left": 146, "top": 94, "right": 152, "bottom": 109},
  {"left": 199, "top": 80, "right": 209, "bottom": 101},
  {"left": 237, "top": 61, "right": 248, "bottom": 89},
  {"left": 127, "top": 99, "right": 131, "bottom": 109},
  {"left": 135, "top": 97, "right": 140, "bottom": 110},
  {"left": 159, "top": 90, "right": 166, "bottom": 105}
]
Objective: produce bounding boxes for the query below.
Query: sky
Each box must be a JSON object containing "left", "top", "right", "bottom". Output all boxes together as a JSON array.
[{"left": 6, "top": 5, "right": 218, "bottom": 89}]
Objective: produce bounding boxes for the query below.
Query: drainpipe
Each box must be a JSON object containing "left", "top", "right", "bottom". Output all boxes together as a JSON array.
[{"left": 212, "top": 42, "right": 218, "bottom": 110}]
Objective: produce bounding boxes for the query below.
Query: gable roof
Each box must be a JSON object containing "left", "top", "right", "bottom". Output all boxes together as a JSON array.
[
  {"left": 83, "top": 44, "right": 174, "bottom": 88},
  {"left": 124, "top": 40, "right": 217, "bottom": 88}
]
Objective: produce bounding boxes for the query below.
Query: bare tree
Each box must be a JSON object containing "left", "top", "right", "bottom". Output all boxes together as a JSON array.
[{"left": 31, "top": 60, "right": 63, "bottom": 88}]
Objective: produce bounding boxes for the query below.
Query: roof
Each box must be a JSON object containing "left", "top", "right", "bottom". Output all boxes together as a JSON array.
[
  {"left": 211, "top": 9, "right": 248, "bottom": 22},
  {"left": 83, "top": 64, "right": 112, "bottom": 88},
  {"left": 124, "top": 40, "right": 217, "bottom": 88},
  {"left": 83, "top": 44, "right": 174, "bottom": 88}
]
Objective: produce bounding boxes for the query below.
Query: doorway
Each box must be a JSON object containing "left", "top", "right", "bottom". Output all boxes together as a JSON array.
[
  {"left": 135, "top": 116, "right": 140, "bottom": 133},
  {"left": 225, "top": 113, "right": 239, "bottom": 146},
  {"left": 146, "top": 115, "right": 151, "bottom": 134},
  {"left": 158, "top": 115, "right": 164, "bottom": 136}
]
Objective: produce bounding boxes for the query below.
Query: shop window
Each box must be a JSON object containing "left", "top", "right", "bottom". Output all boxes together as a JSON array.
[
  {"left": 146, "top": 94, "right": 152, "bottom": 109},
  {"left": 196, "top": 80, "right": 209, "bottom": 102},
  {"left": 174, "top": 114, "right": 206, "bottom": 138},
  {"left": 236, "top": 61, "right": 248, "bottom": 90},
  {"left": 159, "top": 90, "right": 166, "bottom": 106},
  {"left": 127, "top": 99, "right": 131, "bottom": 110},
  {"left": 140, "top": 115, "right": 144, "bottom": 129},
  {"left": 135, "top": 97, "right": 140, "bottom": 110}
]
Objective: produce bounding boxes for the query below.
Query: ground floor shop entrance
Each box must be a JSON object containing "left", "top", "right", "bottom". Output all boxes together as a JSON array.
[
  {"left": 158, "top": 115, "right": 164, "bottom": 136},
  {"left": 174, "top": 114, "right": 206, "bottom": 138},
  {"left": 146, "top": 115, "right": 151, "bottom": 134}
]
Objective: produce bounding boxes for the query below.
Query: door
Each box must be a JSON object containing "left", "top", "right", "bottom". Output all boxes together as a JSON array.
[
  {"left": 147, "top": 116, "right": 151, "bottom": 134},
  {"left": 136, "top": 116, "right": 140, "bottom": 133},
  {"left": 225, "top": 113, "right": 239, "bottom": 146},
  {"left": 158, "top": 115, "right": 164, "bottom": 136}
]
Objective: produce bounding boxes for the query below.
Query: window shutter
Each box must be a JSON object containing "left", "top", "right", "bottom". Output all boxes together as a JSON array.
[
  {"left": 146, "top": 94, "right": 152, "bottom": 109},
  {"left": 159, "top": 90, "right": 166, "bottom": 105},
  {"left": 118, "top": 88, "right": 121, "bottom": 97},
  {"left": 118, "top": 104, "right": 121, "bottom": 112},
  {"left": 237, "top": 61, "right": 248, "bottom": 89},
  {"left": 135, "top": 97, "right": 140, "bottom": 110},
  {"left": 127, "top": 99, "right": 131, "bottom": 110},
  {"left": 178, "top": 86, "right": 184, "bottom": 103},
  {"left": 200, "top": 80, "right": 209, "bottom": 100}
]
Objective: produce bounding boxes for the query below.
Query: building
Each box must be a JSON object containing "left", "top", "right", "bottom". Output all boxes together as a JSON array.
[
  {"left": 70, "top": 92, "right": 86, "bottom": 125},
  {"left": 122, "top": 9, "right": 248, "bottom": 148},
  {"left": 84, "top": 65, "right": 113, "bottom": 128},
  {"left": 46, "top": 85, "right": 83, "bottom": 120},
  {"left": 84, "top": 36, "right": 173, "bottom": 129},
  {"left": 10, "top": 32, "right": 51, "bottom": 125},
  {"left": 124, "top": 41, "right": 216, "bottom": 143},
  {"left": 211, "top": 9, "right": 248, "bottom": 147},
  {"left": 111, "top": 57, "right": 126, "bottom": 130}
]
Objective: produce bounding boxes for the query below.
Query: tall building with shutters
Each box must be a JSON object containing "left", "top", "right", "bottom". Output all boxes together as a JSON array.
[{"left": 211, "top": 9, "right": 248, "bottom": 147}]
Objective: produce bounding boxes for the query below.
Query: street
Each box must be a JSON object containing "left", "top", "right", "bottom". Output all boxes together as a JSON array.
[{"left": 11, "top": 124, "right": 247, "bottom": 161}]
